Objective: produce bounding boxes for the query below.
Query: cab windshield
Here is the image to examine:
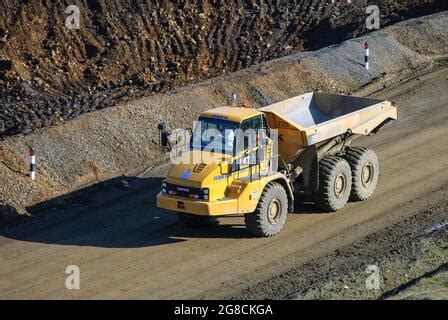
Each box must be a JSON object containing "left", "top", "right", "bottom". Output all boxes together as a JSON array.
[{"left": 190, "top": 117, "right": 239, "bottom": 155}]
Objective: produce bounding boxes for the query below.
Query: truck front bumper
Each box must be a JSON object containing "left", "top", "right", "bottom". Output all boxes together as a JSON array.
[{"left": 156, "top": 192, "right": 237, "bottom": 216}]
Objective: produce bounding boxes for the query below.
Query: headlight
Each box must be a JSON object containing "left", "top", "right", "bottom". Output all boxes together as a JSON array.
[
  {"left": 162, "top": 188, "right": 166, "bottom": 193},
  {"left": 162, "top": 182, "right": 167, "bottom": 188},
  {"left": 202, "top": 188, "right": 209, "bottom": 200}
]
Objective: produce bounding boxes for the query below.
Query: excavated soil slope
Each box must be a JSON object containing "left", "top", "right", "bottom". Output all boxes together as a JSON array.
[
  {"left": 1, "top": 0, "right": 447, "bottom": 137},
  {"left": 0, "top": 11, "right": 447, "bottom": 222}
]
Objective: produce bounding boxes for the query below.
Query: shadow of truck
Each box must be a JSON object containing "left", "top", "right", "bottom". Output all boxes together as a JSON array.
[{"left": 0, "top": 176, "right": 256, "bottom": 249}]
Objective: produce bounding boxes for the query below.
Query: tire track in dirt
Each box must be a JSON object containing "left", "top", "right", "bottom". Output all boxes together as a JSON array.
[{"left": 1, "top": 1, "right": 447, "bottom": 137}]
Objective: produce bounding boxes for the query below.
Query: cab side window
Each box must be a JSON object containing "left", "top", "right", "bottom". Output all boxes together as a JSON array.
[
  {"left": 240, "top": 119, "right": 251, "bottom": 149},
  {"left": 240, "top": 118, "right": 251, "bottom": 131},
  {"left": 241, "top": 116, "right": 263, "bottom": 130},
  {"left": 240, "top": 116, "right": 264, "bottom": 149},
  {"left": 251, "top": 116, "right": 262, "bottom": 130}
]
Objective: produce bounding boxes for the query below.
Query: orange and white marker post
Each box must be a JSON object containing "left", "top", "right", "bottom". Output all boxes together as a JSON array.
[{"left": 29, "top": 148, "right": 36, "bottom": 180}]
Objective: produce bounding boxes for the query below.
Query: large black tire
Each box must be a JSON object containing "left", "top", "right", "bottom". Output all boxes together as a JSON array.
[
  {"left": 177, "top": 213, "right": 219, "bottom": 227},
  {"left": 344, "top": 147, "right": 379, "bottom": 201},
  {"left": 244, "top": 182, "right": 288, "bottom": 237},
  {"left": 314, "top": 156, "right": 352, "bottom": 212}
]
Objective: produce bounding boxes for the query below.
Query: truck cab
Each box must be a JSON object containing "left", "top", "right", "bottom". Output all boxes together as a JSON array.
[{"left": 156, "top": 107, "right": 292, "bottom": 231}]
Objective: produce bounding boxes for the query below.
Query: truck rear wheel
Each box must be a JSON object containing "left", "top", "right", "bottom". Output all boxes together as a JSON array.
[
  {"left": 244, "top": 182, "right": 288, "bottom": 237},
  {"left": 177, "top": 213, "right": 219, "bottom": 227},
  {"left": 314, "top": 156, "right": 352, "bottom": 212},
  {"left": 344, "top": 147, "right": 379, "bottom": 201}
]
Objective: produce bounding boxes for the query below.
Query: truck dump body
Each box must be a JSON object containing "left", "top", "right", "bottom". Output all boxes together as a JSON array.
[{"left": 261, "top": 92, "right": 397, "bottom": 163}]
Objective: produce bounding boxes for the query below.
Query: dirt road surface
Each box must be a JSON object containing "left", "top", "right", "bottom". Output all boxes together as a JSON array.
[{"left": 0, "top": 67, "right": 447, "bottom": 299}]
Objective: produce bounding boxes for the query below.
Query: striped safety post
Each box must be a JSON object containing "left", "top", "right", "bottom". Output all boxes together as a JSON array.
[
  {"left": 29, "top": 148, "right": 36, "bottom": 180},
  {"left": 231, "top": 93, "right": 237, "bottom": 107},
  {"left": 364, "top": 42, "right": 369, "bottom": 70}
]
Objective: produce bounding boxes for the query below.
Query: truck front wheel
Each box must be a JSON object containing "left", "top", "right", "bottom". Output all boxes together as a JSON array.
[
  {"left": 177, "top": 213, "right": 219, "bottom": 227},
  {"left": 314, "top": 156, "right": 352, "bottom": 212},
  {"left": 344, "top": 147, "right": 379, "bottom": 201},
  {"left": 244, "top": 182, "right": 288, "bottom": 237}
]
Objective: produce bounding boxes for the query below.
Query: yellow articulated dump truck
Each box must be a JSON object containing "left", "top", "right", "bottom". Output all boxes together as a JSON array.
[{"left": 156, "top": 92, "right": 397, "bottom": 237}]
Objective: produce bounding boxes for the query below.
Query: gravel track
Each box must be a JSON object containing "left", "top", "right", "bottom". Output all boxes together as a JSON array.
[{"left": 0, "top": 63, "right": 447, "bottom": 299}]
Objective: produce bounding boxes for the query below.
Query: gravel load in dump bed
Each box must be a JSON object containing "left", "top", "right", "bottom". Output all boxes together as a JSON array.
[{"left": 1, "top": 0, "right": 447, "bottom": 138}]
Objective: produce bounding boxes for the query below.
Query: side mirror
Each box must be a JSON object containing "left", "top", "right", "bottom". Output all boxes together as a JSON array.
[
  {"left": 161, "top": 131, "right": 169, "bottom": 147},
  {"left": 157, "top": 122, "right": 171, "bottom": 152},
  {"left": 157, "top": 122, "right": 166, "bottom": 131}
]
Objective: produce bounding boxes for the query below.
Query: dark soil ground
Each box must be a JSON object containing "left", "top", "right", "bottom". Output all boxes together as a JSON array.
[{"left": 1, "top": 0, "right": 447, "bottom": 138}]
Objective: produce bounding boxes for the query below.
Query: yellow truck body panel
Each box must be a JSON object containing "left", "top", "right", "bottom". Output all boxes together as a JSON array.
[
  {"left": 200, "top": 106, "right": 263, "bottom": 122},
  {"left": 157, "top": 168, "right": 287, "bottom": 215}
]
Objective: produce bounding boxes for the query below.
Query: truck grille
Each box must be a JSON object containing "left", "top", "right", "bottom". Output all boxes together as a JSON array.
[
  {"left": 165, "top": 183, "right": 204, "bottom": 199},
  {"left": 193, "top": 162, "right": 207, "bottom": 173}
]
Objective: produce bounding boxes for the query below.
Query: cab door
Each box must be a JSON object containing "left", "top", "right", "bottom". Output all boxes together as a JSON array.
[{"left": 232, "top": 115, "right": 266, "bottom": 213}]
